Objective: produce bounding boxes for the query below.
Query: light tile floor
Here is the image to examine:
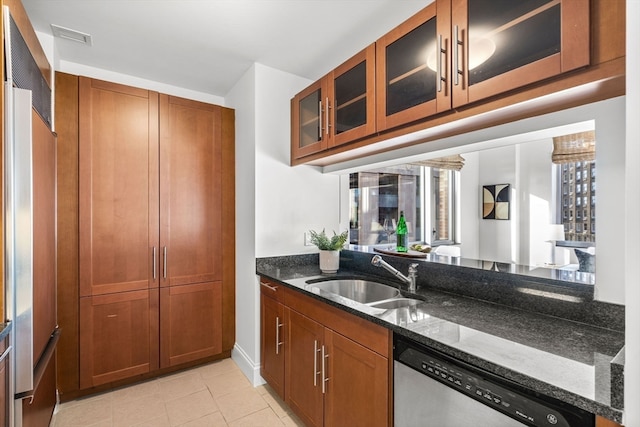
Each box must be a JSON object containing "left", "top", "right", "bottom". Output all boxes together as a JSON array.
[{"left": 50, "top": 359, "right": 305, "bottom": 427}]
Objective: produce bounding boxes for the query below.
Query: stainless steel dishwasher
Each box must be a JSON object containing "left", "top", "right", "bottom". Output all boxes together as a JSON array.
[{"left": 394, "top": 336, "right": 595, "bottom": 427}]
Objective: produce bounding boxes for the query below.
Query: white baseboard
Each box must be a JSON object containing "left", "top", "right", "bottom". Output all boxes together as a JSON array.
[{"left": 232, "top": 343, "right": 266, "bottom": 387}]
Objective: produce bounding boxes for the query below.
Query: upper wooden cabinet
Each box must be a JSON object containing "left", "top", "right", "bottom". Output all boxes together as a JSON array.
[
  {"left": 378, "top": 0, "right": 589, "bottom": 130},
  {"left": 376, "top": 1, "right": 451, "bottom": 132},
  {"left": 450, "top": 0, "right": 589, "bottom": 108},
  {"left": 329, "top": 44, "right": 376, "bottom": 148},
  {"left": 79, "top": 78, "right": 159, "bottom": 297},
  {"left": 292, "top": 0, "right": 596, "bottom": 164},
  {"left": 159, "top": 95, "right": 223, "bottom": 287},
  {"left": 291, "top": 44, "right": 376, "bottom": 160}
]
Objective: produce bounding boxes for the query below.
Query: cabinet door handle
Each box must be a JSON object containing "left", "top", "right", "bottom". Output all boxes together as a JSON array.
[
  {"left": 275, "top": 317, "right": 284, "bottom": 355},
  {"left": 325, "top": 97, "right": 330, "bottom": 135},
  {"left": 318, "top": 100, "right": 323, "bottom": 139},
  {"left": 152, "top": 247, "right": 157, "bottom": 280},
  {"left": 260, "top": 281, "right": 278, "bottom": 292},
  {"left": 321, "top": 345, "right": 329, "bottom": 394},
  {"left": 313, "top": 340, "right": 321, "bottom": 386},
  {"left": 454, "top": 25, "right": 463, "bottom": 86},
  {"left": 437, "top": 34, "right": 446, "bottom": 93},
  {"left": 163, "top": 246, "right": 167, "bottom": 279}
]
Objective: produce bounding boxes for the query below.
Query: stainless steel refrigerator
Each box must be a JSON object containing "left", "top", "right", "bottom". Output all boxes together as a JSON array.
[{"left": 4, "top": 6, "right": 59, "bottom": 426}]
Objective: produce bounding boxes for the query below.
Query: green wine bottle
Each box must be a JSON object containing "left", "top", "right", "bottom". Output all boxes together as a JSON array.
[{"left": 396, "top": 211, "right": 408, "bottom": 252}]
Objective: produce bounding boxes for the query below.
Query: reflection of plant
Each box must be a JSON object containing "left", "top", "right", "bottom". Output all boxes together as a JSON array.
[{"left": 309, "top": 229, "right": 349, "bottom": 251}]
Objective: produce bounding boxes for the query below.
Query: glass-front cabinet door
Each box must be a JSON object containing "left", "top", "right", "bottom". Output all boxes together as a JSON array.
[
  {"left": 451, "top": 0, "right": 589, "bottom": 107},
  {"left": 329, "top": 44, "right": 376, "bottom": 148},
  {"left": 291, "top": 80, "right": 327, "bottom": 159},
  {"left": 376, "top": 0, "right": 450, "bottom": 132}
]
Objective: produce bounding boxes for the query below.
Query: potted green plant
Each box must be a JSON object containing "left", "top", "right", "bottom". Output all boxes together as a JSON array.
[{"left": 308, "top": 229, "right": 349, "bottom": 274}]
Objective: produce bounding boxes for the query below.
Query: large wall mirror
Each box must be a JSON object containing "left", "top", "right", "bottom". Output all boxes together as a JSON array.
[
  {"left": 348, "top": 129, "right": 596, "bottom": 283},
  {"left": 337, "top": 96, "right": 626, "bottom": 297}
]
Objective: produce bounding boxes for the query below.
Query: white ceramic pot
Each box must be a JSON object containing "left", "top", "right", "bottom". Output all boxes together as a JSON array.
[{"left": 319, "top": 250, "right": 340, "bottom": 274}]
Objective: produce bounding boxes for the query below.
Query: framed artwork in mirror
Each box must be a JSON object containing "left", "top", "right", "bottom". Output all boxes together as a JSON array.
[{"left": 482, "top": 184, "right": 510, "bottom": 220}]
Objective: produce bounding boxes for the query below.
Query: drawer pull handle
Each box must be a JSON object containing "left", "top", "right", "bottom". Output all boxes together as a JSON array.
[
  {"left": 313, "top": 340, "right": 321, "bottom": 386},
  {"left": 275, "top": 317, "right": 284, "bottom": 355},
  {"left": 454, "top": 25, "right": 463, "bottom": 86},
  {"left": 260, "top": 282, "right": 278, "bottom": 292},
  {"left": 163, "top": 246, "right": 168, "bottom": 279},
  {"left": 325, "top": 97, "right": 331, "bottom": 135},
  {"left": 321, "top": 345, "right": 329, "bottom": 394},
  {"left": 437, "top": 34, "right": 446, "bottom": 92},
  {"left": 318, "top": 100, "right": 323, "bottom": 139}
]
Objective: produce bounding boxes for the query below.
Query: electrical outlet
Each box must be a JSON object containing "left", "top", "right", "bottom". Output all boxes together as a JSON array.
[{"left": 304, "top": 232, "right": 313, "bottom": 246}]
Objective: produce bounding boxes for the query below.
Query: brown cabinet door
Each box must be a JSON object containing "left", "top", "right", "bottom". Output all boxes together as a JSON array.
[
  {"left": 260, "top": 293, "right": 285, "bottom": 398},
  {"left": 79, "top": 289, "right": 159, "bottom": 388},
  {"left": 291, "top": 79, "right": 329, "bottom": 160},
  {"left": 159, "top": 95, "right": 222, "bottom": 287},
  {"left": 159, "top": 282, "right": 222, "bottom": 368},
  {"left": 285, "top": 309, "right": 324, "bottom": 427},
  {"left": 323, "top": 330, "right": 389, "bottom": 427},
  {"left": 328, "top": 44, "right": 377, "bottom": 148},
  {"left": 451, "top": 0, "right": 589, "bottom": 107},
  {"left": 79, "top": 77, "right": 160, "bottom": 297},
  {"left": 376, "top": 0, "right": 451, "bottom": 132}
]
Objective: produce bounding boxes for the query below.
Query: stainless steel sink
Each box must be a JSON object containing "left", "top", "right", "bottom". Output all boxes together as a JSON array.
[
  {"left": 369, "top": 298, "right": 423, "bottom": 310},
  {"left": 306, "top": 279, "right": 401, "bottom": 304}
]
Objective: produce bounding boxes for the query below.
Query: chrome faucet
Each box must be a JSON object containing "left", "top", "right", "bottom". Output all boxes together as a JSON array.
[{"left": 371, "top": 255, "right": 419, "bottom": 293}]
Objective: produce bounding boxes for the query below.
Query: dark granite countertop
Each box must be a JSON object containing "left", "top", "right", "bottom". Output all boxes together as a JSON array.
[{"left": 256, "top": 255, "right": 625, "bottom": 424}]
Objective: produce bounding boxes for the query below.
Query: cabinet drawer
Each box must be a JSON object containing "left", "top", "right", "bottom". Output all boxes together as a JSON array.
[
  {"left": 284, "top": 287, "right": 390, "bottom": 357},
  {"left": 260, "top": 277, "right": 286, "bottom": 303}
]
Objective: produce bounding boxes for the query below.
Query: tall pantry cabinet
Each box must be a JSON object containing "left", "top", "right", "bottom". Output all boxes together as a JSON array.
[{"left": 56, "top": 74, "right": 235, "bottom": 398}]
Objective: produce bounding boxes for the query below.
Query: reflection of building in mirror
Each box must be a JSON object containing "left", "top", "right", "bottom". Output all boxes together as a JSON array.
[
  {"left": 349, "top": 165, "right": 422, "bottom": 246},
  {"left": 553, "top": 131, "right": 596, "bottom": 243},
  {"left": 348, "top": 160, "right": 461, "bottom": 248}
]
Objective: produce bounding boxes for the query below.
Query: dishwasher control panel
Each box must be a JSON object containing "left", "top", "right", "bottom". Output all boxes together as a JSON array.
[{"left": 394, "top": 336, "right": 595, "bottom": 427}]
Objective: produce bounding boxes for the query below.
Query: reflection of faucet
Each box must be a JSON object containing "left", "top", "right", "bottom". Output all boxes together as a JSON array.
[{"left": 371, "top": 255, "right": 418, "bottom": 293}]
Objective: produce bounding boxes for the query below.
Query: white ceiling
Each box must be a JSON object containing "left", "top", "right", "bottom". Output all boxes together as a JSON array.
[{"left": 22, "top": 0, "right": 428, "bottom": 97}]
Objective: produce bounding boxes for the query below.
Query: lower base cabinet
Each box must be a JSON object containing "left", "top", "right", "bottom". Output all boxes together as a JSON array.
[
  {"left": 260, "top": 289, "right": 285, "bottom": 398},
  {"left": 79, "top": 290, "right": 159, "bottom": 388},
  {"left": 285, "top": 310, "right": 325, "bottom": 426},
  {"left": 160, "top": 282, "right": 223, "bottom": 368},
  {"left": 323, "top": 330, "right": 388, "bottom": 426},
  {"left": 80, "top": 283, "right": 225, "bottom": 388},
  {"left": 259, "top": 276, "right": 391, "bottom": 427}
]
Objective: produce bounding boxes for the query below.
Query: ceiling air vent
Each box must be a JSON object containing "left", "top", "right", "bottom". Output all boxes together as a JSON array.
[{"left": 50, "top": 24, "right": 92, "bottom": 45}]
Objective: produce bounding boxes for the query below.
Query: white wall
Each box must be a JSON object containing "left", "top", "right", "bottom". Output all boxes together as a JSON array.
[
  {"left": 478, "top": 146, "right": 517, "bottom": 263},
  {"left": 458, "top": 152, "right": 480, "bottom": 259},
  {"left": 592, "top": 100, "right": 626, "bottom": 304},
  {"left": 254, "top": 65, "right": 342, "bottom": 257},
  {"left": 225, "top": 65, "right": 259, "bottom": 384},
  {"left": 226, "top": 63, "right": 340, "bottom": 385},
  {"left": 517, "top": 139, "right": 554, "bottom": 267},
  {"left": 624, "top": 0, "right": 639, "bottom": 424}
]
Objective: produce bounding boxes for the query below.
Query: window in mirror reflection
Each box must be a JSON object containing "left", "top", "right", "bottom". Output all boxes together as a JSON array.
[
  {"left": 558, "top": 161, "right": 595, "bottom": 243},
  {"left": 349, "top": 166, "right": 423, "bottom": 246},
  {"left": 347, "top": 129, "right": 596, "bottom": 273},
  {"left": 431, "top": 168, "right": 456, "bottom": 245}
]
